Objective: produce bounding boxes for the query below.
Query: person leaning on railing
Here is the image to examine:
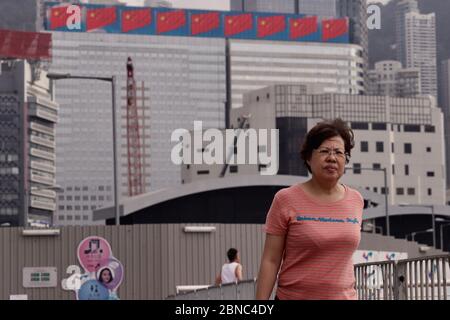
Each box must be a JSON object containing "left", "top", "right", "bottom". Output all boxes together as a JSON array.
[{"left": 256, "top": 118, "right": 364, "bottom": 300}]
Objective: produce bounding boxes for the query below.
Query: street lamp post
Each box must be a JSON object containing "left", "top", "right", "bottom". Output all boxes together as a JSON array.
[
  {"left": 47, "top": 73, "right": 120, "bottom": 226},
  {"left": 345, "top": 166, "right": 389, "bottom": 236},
  {"left": 400, "top": 204, "right": 436, "bottom": 248},
  {"left": 406, "top": 228, "right": 433, "bottom": 242}
]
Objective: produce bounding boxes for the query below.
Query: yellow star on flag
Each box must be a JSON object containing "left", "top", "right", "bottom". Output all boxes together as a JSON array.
[
  {"left": 228, "top": 19, "right": 233, "bottom": 24},
  {"left": 161, "top": 16, "right": 166, "bottom": 21},
  {"left": 261, "top": 20, "right": 266, "bottom": 26},
  {"left": 195, "top": 18, "right": 199, "bottom": 23},
  {"left": 293, "top": 22, "right": 298, "bottom": 27},
  {"left": 325, "top": 23, "right": 330, "bottom": 29},
  {"left": 54, "top": 11, "right": 59, "bottom": 17},
  {"left": 126, "top": 14, "right": 131, "bottom": 20},
  {"left": 90, "top": 13, "right": 96, "bottom": 18}
]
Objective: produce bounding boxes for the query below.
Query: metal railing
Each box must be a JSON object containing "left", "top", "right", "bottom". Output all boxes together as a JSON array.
[{"left": 167, "top": 255, "right": 450, "bottom": 300}]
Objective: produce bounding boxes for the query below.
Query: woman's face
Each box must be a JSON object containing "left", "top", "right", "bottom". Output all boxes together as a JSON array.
[
  {"left": 307, "top": 136, "right": 346, "bottom": 183},
  {"left": 101, "top": 269, "right": 112, "bottom": 283}
]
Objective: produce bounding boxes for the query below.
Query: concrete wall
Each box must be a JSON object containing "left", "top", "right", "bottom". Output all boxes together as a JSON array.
[{"left": 0, "top": 224, "right": 445, "bottom": 300}]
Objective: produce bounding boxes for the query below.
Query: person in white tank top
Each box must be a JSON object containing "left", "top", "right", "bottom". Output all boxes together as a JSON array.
[{"left": 215, "top": 248, "right": 243, "bottom": 285}]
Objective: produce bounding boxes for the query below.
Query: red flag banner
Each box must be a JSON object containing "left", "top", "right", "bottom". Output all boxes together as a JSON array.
[
  {"left": 0, "top": 30, "right": 51, "bottom": 60},
  {"left": 86, "top": 7, "right": 117, "bottom": 31},
  {"left": 49, "top": 5, "right": 72, "bottom": 30},
  {"left": 322, "top": 18, "right": 348, "bottom": 41},
  {"left": 121, "top": 8, "right": 152, "bottom": 33},
  {"left": 156, "top": 10, "right": 186, "bottom": 34},
  {"left": 191, "top": 12, "right": 220, "bottom": 36},
  {"left": 224, "top": 13, "right": 253, "bottom": 37},
  {"left": 289, "top": 16, "right": 317, "bottom": 39},
  {"left": 257, "top": 15, "right": 285, "bottom": 38}
]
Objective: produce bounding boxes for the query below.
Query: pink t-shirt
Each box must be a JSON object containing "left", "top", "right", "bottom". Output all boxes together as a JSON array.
[{"left": 264, "top": 183, "right": 364, "bottom": 300}]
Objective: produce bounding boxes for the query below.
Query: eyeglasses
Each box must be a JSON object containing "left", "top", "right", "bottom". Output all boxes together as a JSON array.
[{"left": 316, "top": 148, "right": 347, "bottom": 159}]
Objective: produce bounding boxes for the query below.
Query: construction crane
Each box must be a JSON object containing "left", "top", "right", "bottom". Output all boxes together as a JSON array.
[
  {"left": 126, "top": 57, "right": 145, "bottom": 196},
  {"left": 219, "top": 114, "right": 251, "bottom": 178}
]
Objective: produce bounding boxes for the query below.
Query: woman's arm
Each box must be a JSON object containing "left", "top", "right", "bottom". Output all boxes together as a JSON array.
[
  {"left": 235, "top": 264, "right": 243, "bottom": 281},
  {"left": 255, "top": 234, "right": 285, "bottom": 300}
]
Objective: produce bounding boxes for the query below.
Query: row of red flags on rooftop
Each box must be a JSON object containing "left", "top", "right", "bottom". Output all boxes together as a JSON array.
[{"left": 49, "top": 6, "right": 348, "bottom": 41}]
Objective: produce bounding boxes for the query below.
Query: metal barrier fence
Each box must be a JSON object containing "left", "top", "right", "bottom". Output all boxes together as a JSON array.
[
  {"left": 167, "top": 255, "right": 450, "bottom": 300},
  {"left": 354, "top": 254, "right": 450, "bottom": 300}
]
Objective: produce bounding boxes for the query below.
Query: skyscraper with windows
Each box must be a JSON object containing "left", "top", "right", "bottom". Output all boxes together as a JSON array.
[
  {"left": 0, "top": 60, "right": 59, "bottom": 227},
  {"left": 395, "top": 0, "right": 437, "bottom": 98}
]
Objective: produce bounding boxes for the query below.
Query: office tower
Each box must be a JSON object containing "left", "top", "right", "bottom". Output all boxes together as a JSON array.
[
  {"left": 50, "top": 32, "right": 226, "bottom": 225},
  {"left": 230, "top": 0, "right": 296, "bottom": 13},
  {"left": 0, "top": 60, "right": 59, "bottom": 227},
  {"left": 229, "top": 39, "right": 365, "bottom": 109},
  {"left": 395, "top": 0, "right": 437, "bottom": 98},
  {"left": 368, "top": 60, "right": 421, "bottom": 97},
  {"left": 297, "top": 0, "right": 337, "bottom": 16}
]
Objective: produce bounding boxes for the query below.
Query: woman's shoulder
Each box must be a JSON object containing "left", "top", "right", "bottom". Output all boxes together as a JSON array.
[
  {"left": 274, "top": 184, "right": 301, "bottom": 201},
  {"left": 344, "top": 185, "right": 365, "bottom": 207}
]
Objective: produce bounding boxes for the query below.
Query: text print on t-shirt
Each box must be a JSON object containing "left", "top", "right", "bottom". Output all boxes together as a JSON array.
[{"left": 296, "top": 215, "right": 360, "bottom": 225}]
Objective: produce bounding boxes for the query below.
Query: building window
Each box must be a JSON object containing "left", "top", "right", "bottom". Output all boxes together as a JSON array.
[
  {"left": 258, "top": 164, "right": 267, "bottom": 172},
  {"left": 351, "top": 122, "right": 369, "bottom": 130},
  {"left": 404, "top": 124, "right": 421, "bottom": 132},
  {"left": 75, "top": 216, "right": 81, "bottom": 221},
  {"left": 83, "top": 196, "right": 88, "bottom": 201},
  {"left": 75, "top": 196, "right": 80, "bottom": 201},
  {"left": 372, "top": 122, "right": 387, "bottom": 130},
  {"left": 404, "top": 143, "right": 412, "bottom": 154},
  {"left": 186, "top": 164, "right": 190, "bottom": 170},
  {"left": 99, "top": 186, "right": 104, "bottom": 191},
  {"left": 361, "top": 141, "right": 368, "bottom": 152},
  {"left": 392, "top": 143, "right": 394, "bottom": 153},
  {"left": 197, "top": 170, "right": 210, "bottom": 175},
  {"left": 82, "top": 186, "right": 88, "bottom": 191},
  {"left": 83, "top": 215, "right": 89, "bottom": 221},
  {"left": 373, "top": 163, "right": 381, "bottom": 170},
  {"left": 427, "top": 171, "right": 435, "bottom": 177},
  {"left": 59, "top": 215, "right": 65, "bottom": 221},
  {"left": 405, "top": 165, "right": 409, "bottom": 176},
  {"left": 392, "top": 164, "right": 395, "bottom": 175},
  {"left": 99, "top": 196, "right": 104, "bottom": 201},
  {"left": 426, "top": 147, "right": 431, "bottom": 152},
  {"left": 396, "top": 188, "right": 404, "bottom": 195},
  {"left": 67, "top": 196, "right": 72, "bottom": 201},
  {"left": 258, "top": 145, "right": 267, "bottom": 153},
  {"left": 58, "top": 195, "right": 64, "bottom": 201},
  {"left": 353, "top": 163, "right": 361, "bottom": 174},
  {"left": 407, "top": 188, "right": 415, "bottom": 195},
  {"left": 424, "top": 125, "right": 435, "bottom": 133},
  {"left": 376, "top": 142, "right": 384, "bottom": 152},
  {"left": 373, "top": 187, "right": 378, "bottom": 193},
  {"left": 381, "top": 187, "right": 389, "bottom": 194},
  {"left": 229, "top": 165, "right": 238, "bottom": 173},
  {"left": 58, "top": 205, "right": 64, "bottom": 210},
  {"left": 91, "top": 196, "right": 96, "bottom": 201},
  {"left": 428, "top": 188, "right": 432, "bottom": 196},
  {"left": 83, "top": 205, "right": 89, "bottom": 210},
  {"left": 67, "top": 215, "right": 73, "bottom": 221},
  {"left": 74, "top": 206, "right": 81, "bottom": 210},
  {"left": 91, "top": 206, "right": 97, "bottom": 210},
  {"left": 67, "top": 206, "right": 73, "bottom": 211}
]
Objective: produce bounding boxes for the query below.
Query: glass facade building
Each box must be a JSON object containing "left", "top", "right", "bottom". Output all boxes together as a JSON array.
[
  {"left": 229, "top": 39, "right": 365, "bottom": 109},
  {"left": 50, "top": 32, "right": 226, "bottom": 225}
]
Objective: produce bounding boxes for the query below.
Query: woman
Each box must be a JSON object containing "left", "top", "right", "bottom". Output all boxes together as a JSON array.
[
  {"left": 256, "top": 118, "right": 364, "bottom": 300},
  {"left": 99, "top": 268, "right": 113, "bottom": 284}
]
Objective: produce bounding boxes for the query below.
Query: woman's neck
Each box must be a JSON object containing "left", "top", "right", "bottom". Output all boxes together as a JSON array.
[{"left": 306, "top": 177, "right": 340, "bottom": 195}]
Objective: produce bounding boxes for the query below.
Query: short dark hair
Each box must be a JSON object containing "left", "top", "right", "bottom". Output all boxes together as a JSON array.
[
  {"left": 300, "top": 118, "right": 354, "bottom": 173},
  {"left": 227, "top": 248, "right": 238, "bottom": 262}
]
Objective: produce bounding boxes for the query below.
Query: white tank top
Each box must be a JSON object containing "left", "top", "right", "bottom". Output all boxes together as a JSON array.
[{"left": 221, "top": 262, "right": 239, "bottom": 284}]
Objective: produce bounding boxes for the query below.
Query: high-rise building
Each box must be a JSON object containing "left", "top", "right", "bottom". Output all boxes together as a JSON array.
[
  {"left": 229, "top": 39, "right": 365, "bottom": 109},
  {"left": 230, "top": 0, "right": 296, "bottom": 13},
  {"left": 368, "top": 60, "right": 421, "bottom": 97},
  {"left": 232, "top": 84, "right": 446, "bottom": 205},
  {"left": 298, "top": 0, "right": 337, "bottom": 17},
  {"left": 50, "top": 32, "right": 226, "bottom": 226},
  {"left": 0, "top": 60, "right": 59, "bottom": 227},
  {"left": 395, "top": 0, "right": 437, "bottom": 98},
  {"left": 337, "top": 0, "right": 368, "bottom": 92}
]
